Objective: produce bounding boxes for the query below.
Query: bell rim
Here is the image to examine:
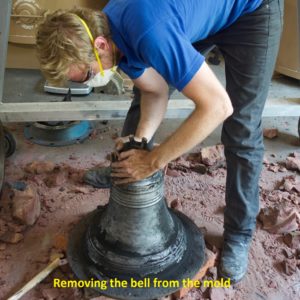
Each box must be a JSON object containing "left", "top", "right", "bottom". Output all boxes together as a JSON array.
[{"left": 67, "top": 207, "right": 206, "bottom": 300}]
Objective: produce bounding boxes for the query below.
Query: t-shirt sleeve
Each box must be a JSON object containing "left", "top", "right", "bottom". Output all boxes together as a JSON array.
[
  {"left": 118, "top": 56, "right": 145, "bottom": 79},
  {"left": 137, "top": 20, "right": 205, "bottom": 91}
]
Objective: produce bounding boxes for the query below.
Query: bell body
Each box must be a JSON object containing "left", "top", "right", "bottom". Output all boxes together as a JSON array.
[{"left": 68, "top": 171, "right": 205, "bottom": 300}]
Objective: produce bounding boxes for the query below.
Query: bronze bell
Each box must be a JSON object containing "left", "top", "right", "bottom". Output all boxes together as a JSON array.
[{"left": 68, "top": 138, "right": 205, "bottom": 299}]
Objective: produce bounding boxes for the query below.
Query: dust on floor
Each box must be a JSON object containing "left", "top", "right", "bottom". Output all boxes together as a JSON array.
[{"left": 0, "top": 120, "right": 299, "bottom": 300}]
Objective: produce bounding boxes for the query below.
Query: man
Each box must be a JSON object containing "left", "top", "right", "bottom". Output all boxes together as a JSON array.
[{"left": 36, "top": 0, "right": 283, "bottom": 283}]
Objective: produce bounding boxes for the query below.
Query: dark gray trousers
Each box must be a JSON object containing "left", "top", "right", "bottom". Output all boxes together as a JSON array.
[{"left": 121, "top": 0, "right": 284, "bottom": 243}]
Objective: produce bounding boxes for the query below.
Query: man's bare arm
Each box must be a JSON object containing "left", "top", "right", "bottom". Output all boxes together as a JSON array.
[
  {"left": 133, "top": 67, "right": 169, "bottom": 141},
  {"left": 112, "top": 62, "right": 233, "bottom": 183},
  {"left": 149, "top": 62, "right": 233, "bottom": 169}
]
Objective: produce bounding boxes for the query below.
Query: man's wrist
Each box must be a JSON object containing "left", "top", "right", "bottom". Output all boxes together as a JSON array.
[
  {"left": 135, "top": 124, "right": 154, "bottom": 143},
  {"left": 149, "top": 147, "right": 167, "bottom": 171}
]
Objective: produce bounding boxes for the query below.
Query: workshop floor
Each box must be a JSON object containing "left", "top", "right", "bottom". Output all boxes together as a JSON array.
[{"left": 0, "top": 114, "right": 299, "bottom": 300}]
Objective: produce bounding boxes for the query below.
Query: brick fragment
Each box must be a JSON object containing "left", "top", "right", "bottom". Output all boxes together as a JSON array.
[
  {"left": 12, "top": 184, "right": 40, "bottom": 225},
  {"left": 283, "top": 231, "right": 300, "bottom": 249},
  {"left": 200, "top": 145, "right": 224, "bottom": 166},
  {"left": 24, "top": 161, "right": 55, "bottom": 174},
  {"left": 173, "top": 249, "right": 216, "bottom": 299},
  {"left": 263, "top": 128, "right": 278, "bottom": 139},
  {"left": 0, "top": 232, "right": 23, "bottom": 244},
  {"left": 44, "top": 168, "right": 68, "bottom": 188}
]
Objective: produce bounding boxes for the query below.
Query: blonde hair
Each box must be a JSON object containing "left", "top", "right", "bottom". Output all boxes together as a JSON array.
[{"left": 36, "top": 8, "right": 110, "bottom": 86}]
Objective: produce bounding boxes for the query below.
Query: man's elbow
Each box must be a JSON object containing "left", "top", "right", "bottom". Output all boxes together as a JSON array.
[
  {"left": 204, "top": 94, "right": 233, "bottom": 121},
  {"left": 221, "top": 95, "right": 233, "bottom": 119}
]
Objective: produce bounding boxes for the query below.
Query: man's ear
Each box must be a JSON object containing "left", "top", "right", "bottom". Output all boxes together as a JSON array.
[{"left": 94, "top": 36, "right": 109, "bottom": 52}]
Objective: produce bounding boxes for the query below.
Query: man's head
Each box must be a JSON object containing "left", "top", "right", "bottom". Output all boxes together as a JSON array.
[{"left": 36, "top": 8, "right": 113, "bottom": 86}]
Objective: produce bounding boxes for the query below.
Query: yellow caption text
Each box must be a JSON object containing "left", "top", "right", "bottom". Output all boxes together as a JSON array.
[{"left": 53, "top": 277, "right": 231, "bottom": 290}]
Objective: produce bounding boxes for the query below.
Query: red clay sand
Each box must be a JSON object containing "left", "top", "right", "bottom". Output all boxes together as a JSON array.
[{"left": 0, "top": 128, "right": 299, "bottom": 300}]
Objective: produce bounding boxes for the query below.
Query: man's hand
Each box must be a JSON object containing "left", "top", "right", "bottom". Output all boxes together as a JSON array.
[{"left": 111, "top": 149, "right": 160, "bottom": 184}]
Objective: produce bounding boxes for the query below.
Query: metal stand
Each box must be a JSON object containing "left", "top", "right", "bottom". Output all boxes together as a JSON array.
[
  {"left": 24, "top": 121, "right": 93, "bottom": 146},
  {"left": 0, "top": 0, "right": 12, "bottom": 107}
]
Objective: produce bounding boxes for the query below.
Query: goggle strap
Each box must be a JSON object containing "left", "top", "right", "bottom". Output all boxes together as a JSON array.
[{"left": 72, "top": 14, "right": 105, "bottom": 76}]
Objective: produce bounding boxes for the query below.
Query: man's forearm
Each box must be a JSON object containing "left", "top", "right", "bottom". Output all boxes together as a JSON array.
[
  {"left": 148, "top": 63, "right": 233, "bottom": 170},
  {"left": 135, "top": 90, "right": 168, "bottom": 142},
  {"left": 149, "top": 101, "right": 231, "bottom": 169},
  {"left": 112, "top": 63, "right": 233, "bottom": 184}
]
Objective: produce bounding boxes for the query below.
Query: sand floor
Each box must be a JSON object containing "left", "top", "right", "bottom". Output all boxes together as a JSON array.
[{"left": 0, "top": 117, "right": 299, "bottom": 300}]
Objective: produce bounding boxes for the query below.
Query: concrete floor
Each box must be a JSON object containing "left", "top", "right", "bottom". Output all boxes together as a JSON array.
[{"left": 4, "top": 115, "right": 300, "bottom": 170}]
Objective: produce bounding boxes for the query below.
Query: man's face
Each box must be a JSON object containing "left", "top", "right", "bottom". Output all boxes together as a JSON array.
[{"left": 67, "top": 60, "right": 99, "bottom": 82}]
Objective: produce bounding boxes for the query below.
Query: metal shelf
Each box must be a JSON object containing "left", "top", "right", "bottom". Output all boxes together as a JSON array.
[{"left": 0, "top": 69, "right": 195, "bottom": 122}]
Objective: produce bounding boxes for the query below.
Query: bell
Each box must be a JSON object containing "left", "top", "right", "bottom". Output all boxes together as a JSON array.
[{"left": 68, "top": 139, "right": 205, "bottom": 300}]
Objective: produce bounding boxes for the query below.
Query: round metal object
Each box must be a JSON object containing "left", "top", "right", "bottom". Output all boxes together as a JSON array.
[
  {"left": 24, "top": 121, "right": 93, "bottom": 147},
  {"left": 4, "top": 129, "right": 16, "bottom": 158},
  {"left": 68, "top": 171, "right": 205, "bottom": 300}
]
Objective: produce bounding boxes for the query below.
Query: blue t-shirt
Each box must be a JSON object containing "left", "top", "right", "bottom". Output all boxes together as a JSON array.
[{"left": 103, "top": 0, "right": 263, "bottom": 91}]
